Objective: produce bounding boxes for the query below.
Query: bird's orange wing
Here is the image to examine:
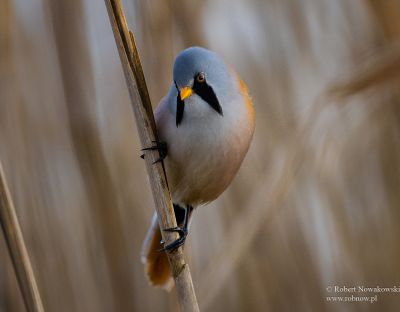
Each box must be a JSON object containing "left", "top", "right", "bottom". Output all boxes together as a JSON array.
[{"left": 236, "top": 74, "right": 256, "bottom": 125}]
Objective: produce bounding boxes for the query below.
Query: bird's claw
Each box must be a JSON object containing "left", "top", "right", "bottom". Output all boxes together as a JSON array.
[
  {"left": 163, "top": 236, "right": 186, "bottom": 252},
  {"left": 160, "top": 226, "right": 188, "bottom": 252},
  {"left": 141, "top": 140, "right": 167, "bottom": 164},
  {"left": 163, "top": 226, "right": 187, "bottom": 237}
]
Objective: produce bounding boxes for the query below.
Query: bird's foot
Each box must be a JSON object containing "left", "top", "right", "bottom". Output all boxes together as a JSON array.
[
  {"left": 140, "top": 140, "right": 167, "bottom": 164},
  {"left": 161, "top": 227, "right": 188, "bottom": 252},
  {"left": 158, "top": 205, "right": 192, "bottom": 252}
]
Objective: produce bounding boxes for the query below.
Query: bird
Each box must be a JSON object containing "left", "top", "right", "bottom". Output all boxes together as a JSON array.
[{"left": 141, "top": 46, "right": 255, "bottom": 290}]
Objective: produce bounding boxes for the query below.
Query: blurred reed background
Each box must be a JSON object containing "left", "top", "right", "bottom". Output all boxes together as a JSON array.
[{"left": 1, "top": 0, "right": 400, "bottom": 311}]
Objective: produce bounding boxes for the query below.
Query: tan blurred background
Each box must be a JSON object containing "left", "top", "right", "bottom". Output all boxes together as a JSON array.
[{"left": 1, "top": 0, "right": 400, "bottom": 311}]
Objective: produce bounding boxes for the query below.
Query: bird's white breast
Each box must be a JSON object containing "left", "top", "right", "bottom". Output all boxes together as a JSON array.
[{"left": 155, "top": 78, "right": 254, "bottom": 207}]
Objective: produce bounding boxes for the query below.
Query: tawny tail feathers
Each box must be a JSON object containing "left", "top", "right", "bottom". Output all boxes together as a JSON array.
[{"left": 141, "top": 213, "right": 174, "bottom": 291}]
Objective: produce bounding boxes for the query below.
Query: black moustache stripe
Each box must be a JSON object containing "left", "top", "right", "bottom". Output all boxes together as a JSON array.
[
  {"left": 176, "top": 94, "right": 184, "bottom": 126},
  {"left": 174, "top": 80, "right": 184, "bottom": 127},
  {"left": 193, "top": 80, "right": 223, "bottom": 116}
]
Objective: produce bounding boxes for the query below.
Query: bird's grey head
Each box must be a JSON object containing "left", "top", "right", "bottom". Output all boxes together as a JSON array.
[{"left": 172, "top": 47, "right": 235, "bottom": 126}]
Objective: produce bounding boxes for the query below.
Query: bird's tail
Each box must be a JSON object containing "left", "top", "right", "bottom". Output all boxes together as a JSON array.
[{"left": 141, "top": 212, "right": 174, "bottom": 291}]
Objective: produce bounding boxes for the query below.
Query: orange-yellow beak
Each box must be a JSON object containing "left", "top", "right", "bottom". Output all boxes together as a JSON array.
[{"left": 180, "top": 87, "right": 193, "bottom": 100}]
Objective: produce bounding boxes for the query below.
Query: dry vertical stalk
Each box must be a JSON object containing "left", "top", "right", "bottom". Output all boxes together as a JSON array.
[
  {"left": 104, "top": 1, "right": 200, "bottom": 311},
  {"left": 0, "top": 162, "right": 45, "bottom": 312}
]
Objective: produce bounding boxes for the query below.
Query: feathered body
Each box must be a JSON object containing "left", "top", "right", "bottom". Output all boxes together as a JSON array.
[{"left": 142, "top": 47, "right": 255, "bottom": 289}]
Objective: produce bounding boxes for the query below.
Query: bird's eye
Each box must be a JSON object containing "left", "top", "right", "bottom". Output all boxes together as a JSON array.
[{"left": 196, "top": 72, "right": 206, "bottom": 83}]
